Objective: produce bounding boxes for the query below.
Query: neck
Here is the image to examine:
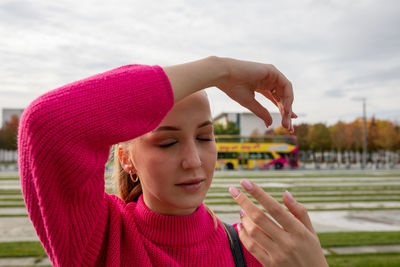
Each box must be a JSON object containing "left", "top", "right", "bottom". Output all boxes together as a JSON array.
[{"left": 142, "top": 193, "right": 198, "bottom": 216}]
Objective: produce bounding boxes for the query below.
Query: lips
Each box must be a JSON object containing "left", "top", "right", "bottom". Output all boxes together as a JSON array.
[
  {"left": 175, "top": 179, "right": 205, "bottom": 186},
  {"left": 175, "top": 179, "right": 205, "bottom": 191}
]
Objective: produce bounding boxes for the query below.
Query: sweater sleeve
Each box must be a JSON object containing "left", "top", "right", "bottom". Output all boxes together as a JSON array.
[{"left": 17, "top": 65, "right": 174, "bottom": 266}]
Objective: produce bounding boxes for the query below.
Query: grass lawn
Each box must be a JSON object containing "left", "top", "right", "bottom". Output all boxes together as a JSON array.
[
  {"left": 326, "top": 253, "right": 400, "bottom": 267},
  {"left": 0, "top": 177, "right": 20, "bottom": 180},
  {"left": 0, "top": 241, "right": 47, "bottom": 258},
  {"left": 0, "top": 189, "right": 21, "bottom": 195},
  {"left": 318, "top": 231, "right": 400, "bottom": 247}
]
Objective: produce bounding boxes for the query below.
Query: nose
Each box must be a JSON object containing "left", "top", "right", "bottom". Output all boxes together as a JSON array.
[{"left": 181, "top": 141, "right": 202, "bottom": 169}]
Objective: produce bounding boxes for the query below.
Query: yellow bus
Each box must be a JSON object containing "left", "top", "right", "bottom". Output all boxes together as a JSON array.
[{"left": 215, "top": 135, "right": 299, "bottom": 170}]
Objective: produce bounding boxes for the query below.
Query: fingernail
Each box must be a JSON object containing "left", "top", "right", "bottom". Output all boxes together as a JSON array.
[
  {"left": 237, "top": 222, "right": 242, "bottom": 232},
  {"left": 229, "top": 187, "right": 240, "bottom": 198},
  {"left": 239, "top": 209, "right": 246, "bottom": 219},
  {"left": 240, "top": 179, "right": 253, "bottom": 191},
  {"left": 285, "top": 190, "right": 296, "bottom": 204}
]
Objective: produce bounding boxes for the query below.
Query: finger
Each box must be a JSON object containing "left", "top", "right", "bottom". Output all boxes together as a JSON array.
[
  {"left": 237, "top": 223, "right": 271, "bottom": 266},
  {"left": 279, "top": 81, "right": 294, "bottom": 131},
  {"left": 264, "top": 88, "right": 293, "bottom": 132},
  {"left": 283, "top": 191, "right": 316, "bottom": 235},
  {"left": 264, "top": 91, "right": 297, "bottom": 132},
  {"left": 240, "top": 209, "right": 281, "bottom": 252},
  {"left": 288, "top": 116, "right": 294, "bottom": 134},
  {"left": 229, "top": 187, "right": 283, "bottom": 239},
  {"left": 242, "top": 98, "right": 273, "bottom": 127},
  {"left": 239, "top": 179, "right": 297, "bottom": 232},
  {"left": 263, "top": 90, "right": 279, "bottom": 107},
  {"left": 281, "top": 104, "right": 293, "bottom": 132}
]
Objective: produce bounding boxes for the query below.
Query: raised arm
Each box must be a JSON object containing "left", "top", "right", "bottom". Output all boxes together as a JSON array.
[
  {"left": 18, "top": 64, "right": 174, "bottom": 266},
  {"left": 163, "top": 56, "right": 296, "bottom": 133}
]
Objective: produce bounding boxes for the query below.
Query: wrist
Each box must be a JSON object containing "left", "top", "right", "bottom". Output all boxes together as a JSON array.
[
  {"left": 163, "top": 56, "right": 230, "bottom": 103},
  {"left": 206, "top": 56, "right": 230, "bottom": 89}
]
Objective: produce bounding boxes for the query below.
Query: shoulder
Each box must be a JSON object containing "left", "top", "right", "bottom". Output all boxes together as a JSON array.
[{"left": 105, "top": 193, "right": 126, "bottom": 212}]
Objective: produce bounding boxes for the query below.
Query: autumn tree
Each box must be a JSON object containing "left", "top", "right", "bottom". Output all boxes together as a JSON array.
[
  {"left": 367, "top": 117, "right": 380, "bottom": 151},
  {"left": 377, "top": 120, "right": 398, "bottom": 151},
  {"left": 330, "top": 121, "right": 346, "bottom": 152},
  {"left": 308, "top": 123, "right": 331, "bottom": 162},
  {"left": 273, "top": 126, "right": 290, "bottom": 135},
  {"left": 293, "top": 123, "right": 310, "bottom": 150},
  {"left": 0, "top": 115, "right": 19, "bottom": 150}
]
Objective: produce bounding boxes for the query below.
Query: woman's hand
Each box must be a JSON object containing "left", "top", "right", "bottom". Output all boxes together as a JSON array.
[
  {"left": 215, "top": 57, "right": 296, "bottom": 133},
  {"left": 163, "top": 56, "right": 296, "bottom": 133},
  {"left": 229, "top": 180, "right": 328, "bottom": 267}
]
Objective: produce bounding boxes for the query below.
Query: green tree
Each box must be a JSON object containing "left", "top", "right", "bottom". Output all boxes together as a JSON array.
[
  {"left": 213, "top": 122, "right": 240, "bottom": 135},
  {"left": 308, "top": 123, "right": 331, "bottom": 151}
]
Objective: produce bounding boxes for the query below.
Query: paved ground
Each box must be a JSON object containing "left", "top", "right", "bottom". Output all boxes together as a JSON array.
[
  {"left": 0, "top": 217, "right": 37, "bottom": 242},
  {"left": 0, "top": 257, "right": 51, "bottom": 266}
]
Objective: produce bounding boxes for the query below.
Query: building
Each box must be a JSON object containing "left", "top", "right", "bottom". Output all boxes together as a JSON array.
[
  {"left": 213, "top": 112, "right": 282, "bottom": 136},
  {"left": 2, "top": 108, "right": 24, "bottom": 126}
]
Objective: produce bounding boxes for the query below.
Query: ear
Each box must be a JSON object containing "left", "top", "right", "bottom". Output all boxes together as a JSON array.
[{"left": 118, "top": 145, "right": 133, "bottom": 173}]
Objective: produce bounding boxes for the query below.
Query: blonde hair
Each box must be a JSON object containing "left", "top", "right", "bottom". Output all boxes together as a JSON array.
[
  {"left": 111, "top": 144, "right": 219, "bottom": 228},
  {"left": 112, "top": 144, "right": 142, "bottom": 203}
]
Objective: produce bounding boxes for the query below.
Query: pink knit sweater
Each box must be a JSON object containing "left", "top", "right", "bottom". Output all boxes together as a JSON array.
[{"left": 18, "top": 64, "right": 261, "bottom": 266}]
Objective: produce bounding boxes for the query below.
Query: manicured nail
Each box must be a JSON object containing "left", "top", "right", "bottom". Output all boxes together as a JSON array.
[
  {"left": 285, "top": 190, "right": 296, "bottom": 204},
  {"left": 237, "top": 222, "right": 242, "bottom": 232},
  {"left": 240, "top": 179, "right": 253, "bottom": 191},
  {"left": 229, "top": 187, "right": 240, "bottom": 198}
]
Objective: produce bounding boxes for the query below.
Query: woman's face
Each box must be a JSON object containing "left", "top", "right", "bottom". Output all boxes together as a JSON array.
[{"left": 125, "top": 92, "right": 217, "bottom": 215}]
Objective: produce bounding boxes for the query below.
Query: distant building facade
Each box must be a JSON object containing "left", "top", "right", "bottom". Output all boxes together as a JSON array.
[
  {"left": 213, "top": 112, "right": 282, "bottom": 136},
  {"left": 2, "top": 108, "right": 24, "bottom": 126}
]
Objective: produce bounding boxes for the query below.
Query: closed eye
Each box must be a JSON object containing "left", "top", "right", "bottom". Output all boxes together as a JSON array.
[
  {"left": 159, "top": 142, "right": 177, "bottom": 148},
  {"left": 197, "top": 137, "right": 214, "bottom": 142}
]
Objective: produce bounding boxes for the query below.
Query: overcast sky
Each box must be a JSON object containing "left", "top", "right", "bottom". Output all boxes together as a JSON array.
[{"left": 1, "top": 0, "right": 399, "bottom": 125}]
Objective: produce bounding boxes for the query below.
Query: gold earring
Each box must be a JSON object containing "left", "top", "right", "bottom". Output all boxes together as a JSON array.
[{"left": 129, "top": 170, "right": 139, "bottom": 183}]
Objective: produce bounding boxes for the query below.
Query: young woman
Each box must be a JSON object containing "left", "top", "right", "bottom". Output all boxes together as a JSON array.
[{"left": 18, "top": 56, "right": 328, "bottom": 266}]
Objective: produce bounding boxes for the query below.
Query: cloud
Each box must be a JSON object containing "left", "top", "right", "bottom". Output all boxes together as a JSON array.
[
  {"left": 324, "top": 88, "right": 347, "bottom": 98},
  {"left": 0, "top": 0, "right": 399, "bottom": 125}
]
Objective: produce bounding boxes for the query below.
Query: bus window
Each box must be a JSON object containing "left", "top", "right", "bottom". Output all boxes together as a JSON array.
[
  {"left": 263, "top": 152, "right": 274, "bottom": 160},
  {"left": 249, "top": 152, "right": 262, "bottom": 159},
  {"left": 217, "top": 152, "right": 238, "bottom": 159},
  {"left": 248, "top": 152, "right": 274, "bottom": 160}
]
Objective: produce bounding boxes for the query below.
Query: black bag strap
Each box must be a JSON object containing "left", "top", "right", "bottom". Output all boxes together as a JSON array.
[{"left": 223, "top": 222, "right": 247, "bottom": 267}]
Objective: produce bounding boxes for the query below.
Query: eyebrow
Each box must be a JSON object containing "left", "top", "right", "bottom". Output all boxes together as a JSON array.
[{"left": 152, "top": 120, "right": 213, "bottom": 132}]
